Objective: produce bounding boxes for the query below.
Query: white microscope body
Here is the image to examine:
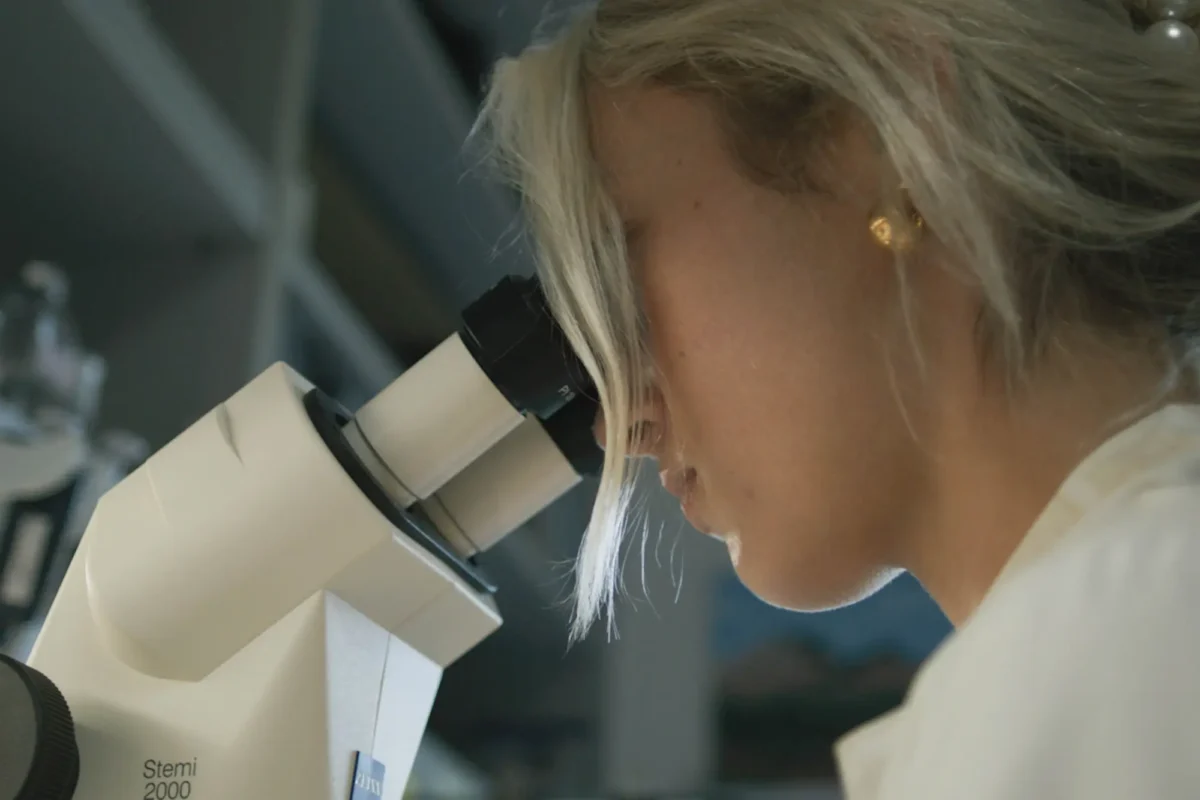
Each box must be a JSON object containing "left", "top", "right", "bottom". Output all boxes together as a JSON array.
[{"left": 15, "top": 277, "right": 599, "bottom": 800}]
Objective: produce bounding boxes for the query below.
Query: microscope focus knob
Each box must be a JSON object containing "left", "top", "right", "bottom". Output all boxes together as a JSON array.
[{"left": 0, "top": 654, "right": 79, "bottom": 799}]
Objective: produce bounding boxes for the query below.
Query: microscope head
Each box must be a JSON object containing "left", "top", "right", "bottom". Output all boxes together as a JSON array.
[{"left": 6, "top": 273, "right": 604, "bottom": 800}]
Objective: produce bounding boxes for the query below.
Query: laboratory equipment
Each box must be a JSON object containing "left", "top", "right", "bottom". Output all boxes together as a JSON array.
[
  {"left": 0, "top": 274, "right": 599, "bottom": 800},
  {"left": 0, "top": 262, "right": 107, "bottom": 647}
]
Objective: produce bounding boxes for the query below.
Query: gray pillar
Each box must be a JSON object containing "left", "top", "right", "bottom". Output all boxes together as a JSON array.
[{"left": 600, "top": 468, "right": 730, "bottom": 798}]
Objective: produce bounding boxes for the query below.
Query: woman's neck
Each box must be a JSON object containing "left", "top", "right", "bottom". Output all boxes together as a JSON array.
[{"left": 906, "top": 342, "right": 1184, "bottom": 626}]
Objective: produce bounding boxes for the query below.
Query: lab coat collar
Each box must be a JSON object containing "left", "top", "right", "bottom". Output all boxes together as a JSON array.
[
  {"left": 833, "top": 402, "right": 1200, "bottom": 796},
  {"left": 986, "top": 403, "right": 1200, "bottom": 597}
]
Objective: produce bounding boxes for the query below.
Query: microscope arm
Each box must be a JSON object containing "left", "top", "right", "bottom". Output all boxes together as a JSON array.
[
  {"left": 18, "top": 364, "right": 503, "bottom": 800},
  {"left": 80, "top": 364, "right": 497, "bottom": 684}
]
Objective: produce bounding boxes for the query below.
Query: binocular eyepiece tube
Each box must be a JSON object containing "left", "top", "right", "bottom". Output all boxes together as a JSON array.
[{"left": 346, "top": 276, "right": 601, "bottom": 556}]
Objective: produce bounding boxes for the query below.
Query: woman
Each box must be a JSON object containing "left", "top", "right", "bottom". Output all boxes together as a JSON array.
[{"left": 476, "top": 1, "right": 1200, "bottom": 796}]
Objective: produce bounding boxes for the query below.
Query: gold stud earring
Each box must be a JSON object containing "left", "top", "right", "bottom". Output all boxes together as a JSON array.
[{"left": 868, "top": 201, "right": 925, "bottom": 252}]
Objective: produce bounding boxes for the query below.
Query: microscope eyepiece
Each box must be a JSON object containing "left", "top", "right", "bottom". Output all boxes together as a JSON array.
[
  {"left": 347, "top": 273, "right": 600, "bottom": 538},
  {"left": 541, "top": 395, "right": 603, "bottom": 477},
  {"left": 458, "top": 276, "right": 590, "bottom": 420}
]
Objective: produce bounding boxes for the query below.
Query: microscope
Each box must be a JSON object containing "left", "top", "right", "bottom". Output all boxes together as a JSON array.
[{"left": 0, "top": 275, "right": 601, "bottom": 800}]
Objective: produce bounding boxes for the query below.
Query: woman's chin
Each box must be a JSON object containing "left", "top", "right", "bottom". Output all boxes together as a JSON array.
[
  {"left": 722, "top": 532, "right": 742, "bottom": 567},
  {"left": 731, "top": 549, "right": 901, "bottom": 612}
]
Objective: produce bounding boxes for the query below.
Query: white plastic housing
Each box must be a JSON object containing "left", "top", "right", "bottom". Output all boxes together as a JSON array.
[
  {"left": 422, "top": 415, "right": 581, "bottom": 556},
  {"left": 27, "top": 363, "right": 502, "bottom": 799},
  {"left": 352, "top": 334, "right": 524, "bottom": 502}
]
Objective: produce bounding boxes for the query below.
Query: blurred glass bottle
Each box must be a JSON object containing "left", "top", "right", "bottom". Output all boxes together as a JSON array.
[
  {"left": 0, "top": 262, "right": 109, "bottom": 658},
  {"left": 0, "top": 261, "right": 105, "bottom": 442}
]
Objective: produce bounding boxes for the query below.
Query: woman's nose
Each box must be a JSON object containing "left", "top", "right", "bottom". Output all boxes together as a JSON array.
[{"left": 593, "top": 400, "right": 664, "bottom": 457}]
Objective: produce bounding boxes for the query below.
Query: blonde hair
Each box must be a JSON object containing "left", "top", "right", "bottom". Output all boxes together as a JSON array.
[{"left": 474, "top": 0, "right": 1200, "bottom": 641}]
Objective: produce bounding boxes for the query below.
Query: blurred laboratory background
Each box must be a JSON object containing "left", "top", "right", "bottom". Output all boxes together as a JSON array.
[{"left": 0, "top": 2, "right": 951, "bottom": 798}]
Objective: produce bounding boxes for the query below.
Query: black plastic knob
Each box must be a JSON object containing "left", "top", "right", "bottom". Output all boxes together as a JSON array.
[{"left": 0, "top": 653, "right": 79, "bottom": 800}]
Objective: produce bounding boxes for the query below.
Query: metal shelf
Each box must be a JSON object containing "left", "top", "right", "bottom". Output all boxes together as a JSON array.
[
  {"left": 0, "top": 0, "right": 268, "bottom": 258},
  {"left": 314, "top": 0, "right": 528, "bottom": 313}
]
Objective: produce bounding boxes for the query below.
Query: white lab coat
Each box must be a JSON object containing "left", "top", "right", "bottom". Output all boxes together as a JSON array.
[{"left": 835, "top": 404, "right": 1200, "bottom": 799}]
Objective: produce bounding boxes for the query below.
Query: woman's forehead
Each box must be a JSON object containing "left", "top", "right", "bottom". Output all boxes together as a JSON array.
[{"left": 587, "top": 85, "right": 730, "bottom": 207}]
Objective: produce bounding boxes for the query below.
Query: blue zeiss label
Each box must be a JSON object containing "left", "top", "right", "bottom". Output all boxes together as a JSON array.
[{"left": 349, "top": 751, "right": 386, "bottom": 800}]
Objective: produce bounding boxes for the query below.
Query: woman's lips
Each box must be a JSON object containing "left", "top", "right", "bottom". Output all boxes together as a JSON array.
[
  {"left": 662, "top": 467, "right": 714, "bottom": 535},
  {"left": 683, "top": 496, "right": 715, "bottom": 536},
  {"left": 660, "top": 466, "right": 691, "bottom": 500}
]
